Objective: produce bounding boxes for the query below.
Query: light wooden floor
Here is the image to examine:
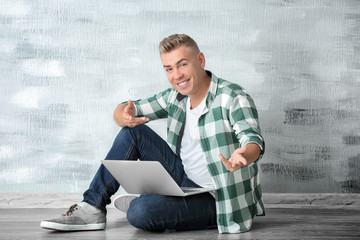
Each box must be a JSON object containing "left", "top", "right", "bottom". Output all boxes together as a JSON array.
[{"left": 1, "top": 208, "right": 359, "bottom": 240}]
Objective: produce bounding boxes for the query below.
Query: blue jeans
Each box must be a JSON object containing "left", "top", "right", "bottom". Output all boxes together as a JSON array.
[{"left": 83, "top": 124, "right": 217, "bottom": 231}]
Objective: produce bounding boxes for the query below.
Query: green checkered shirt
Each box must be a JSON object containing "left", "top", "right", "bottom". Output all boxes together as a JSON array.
[{"left": 132, "top": 71, "right": 265, "bottom": 233}]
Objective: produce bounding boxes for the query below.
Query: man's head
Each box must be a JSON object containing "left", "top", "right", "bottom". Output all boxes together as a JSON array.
[
  {"left": 158, "top": 34, "right": 200, "bottom": 56},
  {"left": 159, "top": 34, "right": 210, "bottom": 105}
]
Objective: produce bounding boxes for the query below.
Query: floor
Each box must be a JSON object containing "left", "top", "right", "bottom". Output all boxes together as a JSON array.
[{"left": 1, "top": 208, "right": 360, "bottom": 240}]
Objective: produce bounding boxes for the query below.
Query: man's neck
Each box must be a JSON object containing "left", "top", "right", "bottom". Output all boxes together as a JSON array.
[{"left": 189, "top": 72, "right": 211, "bottom": 109}]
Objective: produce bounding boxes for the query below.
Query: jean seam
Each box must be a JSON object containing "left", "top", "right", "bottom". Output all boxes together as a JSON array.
[
  {"left": 124, "top": 140, "right": 137, "bottom": 160},
  {"left": 95, "top": 139, "right": 137, "bottom": 211},
  {"left": 96, "top": 175, "right": 115, "bottom": 209}
]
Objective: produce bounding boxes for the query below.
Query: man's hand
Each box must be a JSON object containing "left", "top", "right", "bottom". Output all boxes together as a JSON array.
[
  {"left": 219, "top": 143, "right": 261, "bottom": 172},
  {"left": 113, "top": 100, "right": 149, "bottom": 128}
]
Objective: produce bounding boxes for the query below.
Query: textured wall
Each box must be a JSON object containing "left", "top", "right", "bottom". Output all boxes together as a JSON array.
[{"left": 1, "top": 0, "right": 359, "bottom": 193}]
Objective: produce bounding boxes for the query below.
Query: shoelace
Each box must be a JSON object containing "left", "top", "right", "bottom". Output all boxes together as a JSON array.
[{"left": 62, "top": 204, "right": 79, "bottom": 216}]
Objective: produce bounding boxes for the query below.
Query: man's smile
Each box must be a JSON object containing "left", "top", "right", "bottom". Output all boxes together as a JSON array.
[{"left": 177, "top": 79, "right": 190, "bottom": 88}]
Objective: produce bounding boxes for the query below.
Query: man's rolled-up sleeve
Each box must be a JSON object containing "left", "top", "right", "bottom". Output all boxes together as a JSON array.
[
  {"left": 128, "top": 88, "right": 172, "bottom": 120},
  {"left": 229, "top": 93, "right": 265, "bottom": 160}
]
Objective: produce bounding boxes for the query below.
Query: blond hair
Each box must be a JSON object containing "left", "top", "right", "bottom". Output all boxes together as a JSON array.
[{"left": 159, "top": 34, "right": 200, "bottom": 55}]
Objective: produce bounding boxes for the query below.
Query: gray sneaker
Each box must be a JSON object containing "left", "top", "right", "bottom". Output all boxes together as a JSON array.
[
  {"left": 114, "top": 195, "right": 137, "bottom": 213},
  {"left": 40, "top": 204, "right": 106, "bottom": 231}
]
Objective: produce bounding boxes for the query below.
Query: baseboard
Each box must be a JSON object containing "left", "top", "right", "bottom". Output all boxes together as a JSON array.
[
  {"left": 0, "top": 193, "right": 359, "bottom": 209},
  {"left": 262, "top": 193, "right": 360, "bottom": 209},
  {"left": 0, "top": 193, "right": 121, "bottom": 209}
]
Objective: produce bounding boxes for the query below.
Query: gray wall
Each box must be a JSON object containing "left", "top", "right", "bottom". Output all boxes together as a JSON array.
[{"left": 1, "top": 0, "right": 359, "bottom": 193}]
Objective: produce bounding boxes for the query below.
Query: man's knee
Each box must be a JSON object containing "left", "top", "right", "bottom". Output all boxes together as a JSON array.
[
  {"left": 115, "top": 124, "right": 147, "bottom": 141},
  {"left": 119, "top": 124, "right": 151, "bottom": 137},
  {"left": 126, "top": 198, "right": 164, "bottom": 232}
]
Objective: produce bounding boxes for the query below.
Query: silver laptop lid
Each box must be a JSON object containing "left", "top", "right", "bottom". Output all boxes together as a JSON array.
[{"left": 101, "top": 160, "right": 187, "bottom": 196}]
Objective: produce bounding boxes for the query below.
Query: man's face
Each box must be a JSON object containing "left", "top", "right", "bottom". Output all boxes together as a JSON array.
[{"left": 160, "top": 46, "right": 205, "bottom": 98}]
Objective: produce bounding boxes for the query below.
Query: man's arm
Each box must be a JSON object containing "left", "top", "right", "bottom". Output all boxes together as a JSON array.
[
  {"left": 218, "top": 90, "right": 264, "bottom": 172},
  {"left": 113, "top": 100, "right": 149, "bottom": 128},
  {"left": 219, "top": 143, "right": 261, "bottom": 172}
]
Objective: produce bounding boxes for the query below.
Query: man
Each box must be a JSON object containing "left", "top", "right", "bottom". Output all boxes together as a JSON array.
[{"left": 41, "top": 34, "right": 265, "bottom": 234}]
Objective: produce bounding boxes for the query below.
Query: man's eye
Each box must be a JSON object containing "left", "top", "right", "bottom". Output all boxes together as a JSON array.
[
  {"left": 181, "top": 63, "right": 187, "bottom": 67},
  {"left": 166, "top": 68, "right": 172, "bottom": 72}
]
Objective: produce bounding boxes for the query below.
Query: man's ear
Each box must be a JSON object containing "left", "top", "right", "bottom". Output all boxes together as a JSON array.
[{"left": 198, "top": 52, "right": 206, "bottom": 69}]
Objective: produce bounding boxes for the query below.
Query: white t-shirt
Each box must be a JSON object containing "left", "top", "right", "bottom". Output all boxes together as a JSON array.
[{"left": 180, "top": 97, "right": 215, "bottom": 189}]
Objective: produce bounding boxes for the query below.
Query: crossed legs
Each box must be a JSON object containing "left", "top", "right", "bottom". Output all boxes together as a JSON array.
[{"left": 83, "top": 124, "right": 217, "bottom": 231}]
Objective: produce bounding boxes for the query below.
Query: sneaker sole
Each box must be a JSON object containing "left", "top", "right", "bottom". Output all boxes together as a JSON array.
[{"left": 40, "top": 221, "right": 106, "bottom": 231}]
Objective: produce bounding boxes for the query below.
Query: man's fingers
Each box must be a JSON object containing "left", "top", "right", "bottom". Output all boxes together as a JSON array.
[
  {"left": 125, "top": 116, "right": 149, "bottom": 127},
  {"left": 231, "top": 161, "right": 243, "bottom": 169},
  {"left": 219, "top": 153, "right": 228, "bottom": 164},
  {"left": 124, "top": 104, "right": 131, "bottom": 114},
  {"left": 122, "top": 101, "right": 149, "bottom": 128},
  {"left": 124, "top": 100, "right": 135, "bottom": 115},
  {"left": 122, "top": 111, "right": 131, "bottom": 120},
  {"left": 219, "top": 153, "right": 243, "bottom": 172},
  {"left": 126, "top": 116, "right": 146, "bottom": 124},
  {"left": 127, "top": 100, "right": 136, "bottom": 113},
  {"left": 127, "top": 100, "right": 134, "bottom": 108},
  {"left": 133, "top": 116, "right": 149, "bottom": 124},
  {"left": 219, "top": 154, "right": 232, "bottom": 170}
]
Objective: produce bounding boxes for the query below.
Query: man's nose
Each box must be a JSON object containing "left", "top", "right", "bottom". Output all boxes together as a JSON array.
[{"left": 174, "top": 68, "right": 183, "bottom": 80}]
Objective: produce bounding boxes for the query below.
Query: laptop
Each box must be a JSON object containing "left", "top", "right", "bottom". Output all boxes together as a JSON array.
[{"left": 101, "top": 160, "right": 217, "bottom": 197}]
